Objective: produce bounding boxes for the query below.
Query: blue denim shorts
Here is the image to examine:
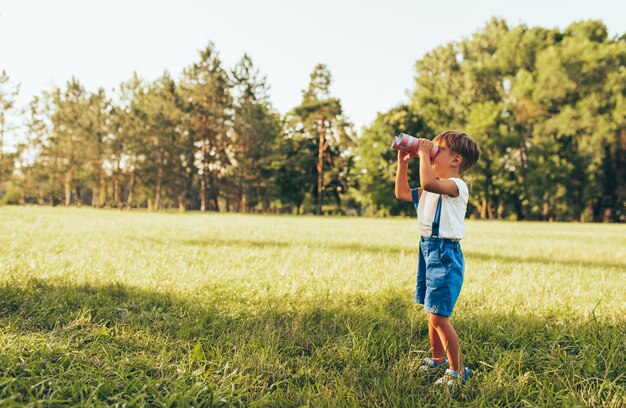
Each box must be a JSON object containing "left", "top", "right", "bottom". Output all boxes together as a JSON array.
[{"left": 415, "top": 236, "right": 464, "bottom": 317}]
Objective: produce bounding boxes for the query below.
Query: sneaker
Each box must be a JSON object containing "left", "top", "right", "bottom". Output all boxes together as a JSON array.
[
  {"left": 419, "top": 357, "right": 448, "bottom": 372},
  {"left": 434, "top": 367, "right": 471, "bottom": 386}
]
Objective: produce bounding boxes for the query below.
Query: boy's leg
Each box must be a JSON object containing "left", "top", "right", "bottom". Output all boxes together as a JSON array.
[
  {"left": 428, "top": 318, "right": 446, "bottom": 363},
  {"left": 428, "top": 313, "right": 464, "bottom": 373}
]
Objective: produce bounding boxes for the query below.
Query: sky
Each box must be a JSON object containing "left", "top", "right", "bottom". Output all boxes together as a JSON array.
[{"left": 1, "top": 0, "right": 625, "bottom": 149}]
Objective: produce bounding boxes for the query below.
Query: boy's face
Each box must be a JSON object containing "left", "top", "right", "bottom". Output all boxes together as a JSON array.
[{"left": 431, "top": 143, "right": 462, "bottom": 177}]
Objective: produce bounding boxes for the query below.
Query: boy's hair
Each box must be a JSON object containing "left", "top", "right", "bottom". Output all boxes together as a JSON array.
[{"left": 433, "top": 130, "right": 481, "bottom": 174}]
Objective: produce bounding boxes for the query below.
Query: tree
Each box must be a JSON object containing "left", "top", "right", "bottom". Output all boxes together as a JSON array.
[
  {"left": 356, "top": 105, "right": 429, "bottom": 215},
  {"left": 287, "top": 64, "right": 355, "bottom": 214},
  {"left": 406, "top": 18, "right": 625, "bottom": 221},
  {"left": 84, "top": 88, "right": 112, "bottom": 208},
  {"left": 14, "top": 95, "right": 51, "bottom": 205},
  {"left": 273, "top": 119, "right": 314, "bottom": 214},
  {"left": 114, "top": 73, "right": 147, "bottom": 208},
  {"left": 0, "top": 70, "right": 20, "bottom": 189},
  {"left": 529, "top": 20, "right": 626, "bottom": 221},
  {"left": 229, "top": 54, "right": 281, "bottom": 212},
  {"left": 132, "top": 72, "right": 186, "bottom": 210},
  {"left": 180, "top": 43, "right": 233, "bottom": 211},
  {"left": 47, "top": 79, "right": 92, "bottom": 206}
]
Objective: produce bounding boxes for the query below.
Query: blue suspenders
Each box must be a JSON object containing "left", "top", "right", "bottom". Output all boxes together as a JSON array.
[
  {"left": 431, "top": 194, "right": 443, "bottom": 238},
  {"left": 412, "top": 188, "right": 443, "bottom": 238}
]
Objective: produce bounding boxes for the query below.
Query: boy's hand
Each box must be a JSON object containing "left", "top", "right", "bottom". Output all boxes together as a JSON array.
[
  {"left": 418, "top": 138, "right": 434, "bottom": 157},
  {"left": 398, "top": 150, "right": 412, "bottom": 165}
]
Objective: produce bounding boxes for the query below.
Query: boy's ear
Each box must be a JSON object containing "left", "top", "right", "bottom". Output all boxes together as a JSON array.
[{"left": 452, "top": 154, "right": 463, "bottom": 168}]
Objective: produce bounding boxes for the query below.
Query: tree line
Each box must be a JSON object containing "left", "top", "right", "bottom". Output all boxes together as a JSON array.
[{"left": 1, "top": 19, "right": 624, "bottom": 221}]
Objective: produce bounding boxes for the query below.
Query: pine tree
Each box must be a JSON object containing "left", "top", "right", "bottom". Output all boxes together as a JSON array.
[
  {"left": 180, "top": 43, "right": 233, "bottom": 211},
  {"left": 287, "top": 64, "right": 354, "bottom": 215}
]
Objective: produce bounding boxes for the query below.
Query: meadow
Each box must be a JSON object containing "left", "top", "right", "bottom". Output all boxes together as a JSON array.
[{"left": 0, "top": 206, "right": 624, "bottom": 407}]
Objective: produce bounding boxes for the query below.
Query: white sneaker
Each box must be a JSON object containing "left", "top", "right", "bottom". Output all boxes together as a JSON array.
[
  {"left": 418, "top": 357, "right": 448, "bottom": 372},
  {"left": 434, "top": 367, "right": 471, "bottom": 386}
]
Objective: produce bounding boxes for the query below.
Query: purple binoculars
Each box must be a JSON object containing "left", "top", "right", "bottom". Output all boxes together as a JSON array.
[{"left": 390, "top": 133, "right": 439, "bottom": 158}]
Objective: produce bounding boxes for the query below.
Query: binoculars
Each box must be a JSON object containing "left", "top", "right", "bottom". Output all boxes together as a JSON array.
[{"left": 391, "top": 133, "right": 439, "bottom": 158}]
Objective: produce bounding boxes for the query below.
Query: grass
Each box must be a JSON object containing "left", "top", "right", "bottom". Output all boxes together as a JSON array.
[{"left": 0, "top": 206, "right": 624, "bottom": 407}]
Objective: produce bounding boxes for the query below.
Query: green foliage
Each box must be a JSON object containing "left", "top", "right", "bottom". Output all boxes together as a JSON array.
[
  {"left": 180, "top": 43, "right": 234, "bottom": 211},
  {"left": 0, "top": 70, "right": 19, "bottom": 190},
  {"left": 356, "top": 106, "right": 428, "bottom": 215},
  {"left": 134, "top": 72, "right": 187, "bottom": 210},
  {"left": 2, "top": 19, "right": 625, "bottom": 220},
  {"left": 285, "top": 64, "right": 356, "bottom": 214},
  {"left": 359, "top": 18, "right": 625, "bottom": 221},
  {"left": 228, "top": 54, "right": 282, "bottom": 212}
]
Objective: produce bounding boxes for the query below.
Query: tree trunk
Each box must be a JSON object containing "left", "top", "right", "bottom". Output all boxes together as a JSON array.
[
  {"left": 92, "top": 186, "right": 100, "bottom": 208},
  {"left": 178, "top": 193, "right": 186, "bottom": 212},
  {"left": 186, "top": 164, "right": 194, "bottom": 211},
  {"left": 155, "top": 160, "right": 163, "bottom": 211},
  {"left": 542, "top": 191, "right": 551, "bottom": 221},
  {"left": 154, "top": 180, "right": 162, "bottom": 210},
  {"left": 50, "top": 157, "right": 58, "bottom": 206},
  {"left": 481, "top": 198, "right": 488, "bottom": 219},
  {"left": 127, "top": 170, "right": 135, "bottom": 209},
  {"left": 200, "top": 136, "right": 209, "bottom": 211},
  {"left": 202, "top": 161, "right": 219, "bottom": 211},
  {"left": 480, "top": 197, "right": 495, "bottom": 220},
  {"left": 239, "top": 168, "right": 246, "bottom": 213},
  {"left": 513, "top": 197, "right": 524, "bottom": 221},
  {"left": 100, "top": 169, "right": 107, "bottom": 207},
  {"left": 112, "top": 172, "right": 120, "bottom": 208},
  {"left": 200, "top": 175, "right": 206, "bottom": 211},
  {"left": 209, "top": 195, "right": 218, "bottom": 211},
  {"left": 208, "top": 175, "right": 219, "bottom": 211},
  {"left": 316, "top": 113, "right": 325, "bottom": 215},
  {"left": 519, "top": 138, "right": 531, "bottom": 220},
  {"left": 115, "top": 159, "right": 122, "bottom": 207},
  {"left": 91, "top": 154, "right": 104, "bottom": 207},
  {"left": 64, "top": 170, "right": 72, "bottom": 206},
  {"left": 606, "top": 128, "right": 626, "bottom": 222},
  {"left": 480, "top": 156, "right": 494, "bottom": 219},
  {"left": 74, "top": 187, "right": 82, "bottom": 207}
]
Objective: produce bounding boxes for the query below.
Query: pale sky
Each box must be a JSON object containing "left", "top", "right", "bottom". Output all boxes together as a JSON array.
[{"left": 1, "top": 0, "right": 624, "bottom": 149}]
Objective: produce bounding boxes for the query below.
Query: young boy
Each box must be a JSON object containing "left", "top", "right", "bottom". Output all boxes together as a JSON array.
[{"left": 394, "top": 130, "right": 480, "bottom": 386}]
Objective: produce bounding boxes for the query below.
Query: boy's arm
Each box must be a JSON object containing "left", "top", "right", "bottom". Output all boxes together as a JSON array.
[
  {"left": 395, "top": 151, "right": 422, "bottom": 202},
  {"left": 417, "top": 140, "right": 459, "bottom": 197}
]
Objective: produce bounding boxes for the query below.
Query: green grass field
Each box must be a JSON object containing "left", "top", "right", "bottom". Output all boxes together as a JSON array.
[{"left": 0, "top": 207, "right": 624, "bottom": 407}]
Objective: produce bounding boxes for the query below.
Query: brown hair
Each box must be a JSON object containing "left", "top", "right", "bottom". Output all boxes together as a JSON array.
[{"left": 433, "top": 130, "right": 481, "bottom": 175}]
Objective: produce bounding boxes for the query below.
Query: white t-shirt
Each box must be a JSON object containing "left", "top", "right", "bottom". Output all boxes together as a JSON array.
[{"left": 414, "top": 178, "right": 469, "bottom": 240}]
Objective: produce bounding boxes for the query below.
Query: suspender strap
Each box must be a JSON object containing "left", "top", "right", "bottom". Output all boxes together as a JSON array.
[
  {"left": 431, "top": 195, "right": 443, "bottom": 237},
  {"left": 411, "top": 188, "right": 420, "bottom": 212}
]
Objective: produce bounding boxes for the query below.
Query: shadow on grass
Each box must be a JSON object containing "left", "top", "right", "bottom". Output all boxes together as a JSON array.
[
  {"left": 146, "top": 235, "right": 406, "bottom": 255},
  {"left": 146, "top": 235, "right": 625, "bottom": 270},
  {"left": 0, "top": 280, "right": 624, "bottom": 406},
  {"left": 462, "top": 250, "right": 625, "bottom": 270},
  {"left": 0, "top": 280, "right": 422, "bottom": 348}
]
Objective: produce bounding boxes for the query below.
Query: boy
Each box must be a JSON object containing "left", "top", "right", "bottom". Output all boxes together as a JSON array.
[{"left": 394, "top": 130, "right": 480, "bottom": 386}]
